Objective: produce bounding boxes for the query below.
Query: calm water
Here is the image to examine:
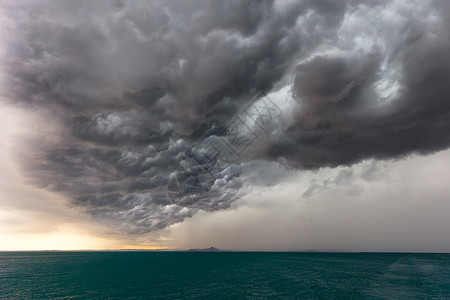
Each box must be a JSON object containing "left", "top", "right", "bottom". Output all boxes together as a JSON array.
[{"left": 0, "top": 252, "right": 449, "bottom": 299}]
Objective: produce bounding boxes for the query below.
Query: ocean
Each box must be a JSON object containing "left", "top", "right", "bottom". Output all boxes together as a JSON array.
[{"left": 0, "top": 252, "right": 449, "bottom": 299}]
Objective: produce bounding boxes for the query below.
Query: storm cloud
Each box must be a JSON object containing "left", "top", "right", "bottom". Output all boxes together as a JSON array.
[{"left": 1, "top": 0, "right": 450, "bottom": 235}]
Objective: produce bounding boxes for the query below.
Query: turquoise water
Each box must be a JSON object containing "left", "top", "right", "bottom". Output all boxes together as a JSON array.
[{"left": 0, "top": 252, "right": 449, "bottom": 299}]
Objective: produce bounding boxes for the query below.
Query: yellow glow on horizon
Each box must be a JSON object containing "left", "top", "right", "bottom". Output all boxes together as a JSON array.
[
  {"left": 0, "top": 104, "right": 171, "bottom": 251},
  {"left": 0, "top": 230, "right": 169, "bottom": 251},
  {"left": 0, "top": 232, "right": 123, "bottom": 251},
  {"left": 0, "top": 103, "right": 153, "bottom": 251}
]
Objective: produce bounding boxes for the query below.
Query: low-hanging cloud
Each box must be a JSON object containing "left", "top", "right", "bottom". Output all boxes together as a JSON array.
[{"left": 1, "top": 0, "right": 450, "bottom": 235}]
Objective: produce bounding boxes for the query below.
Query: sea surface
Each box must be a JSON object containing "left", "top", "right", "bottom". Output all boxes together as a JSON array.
[{"left": 0, "top": 251, "right": 449, "bottom": 299}]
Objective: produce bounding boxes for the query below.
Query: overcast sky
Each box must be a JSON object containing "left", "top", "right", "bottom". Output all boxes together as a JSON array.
[{"left": 1, "top": 0, "right": 450, "bottom": 251}]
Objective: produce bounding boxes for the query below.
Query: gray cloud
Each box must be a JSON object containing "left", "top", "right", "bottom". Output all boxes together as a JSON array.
[
  {"left": 1, "top": 0, "right": 450, "bottom": 235},
  {"left": 257, "top": 1, "right": 450, "bottom": 168}
]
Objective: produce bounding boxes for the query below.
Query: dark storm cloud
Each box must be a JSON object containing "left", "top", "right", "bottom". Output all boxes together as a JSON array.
[
  {"left": 260, "top": 25, "right": 450, "bottom": 169},
  {"left": 1, "top": 0, "right": 450, "bottom": 234}
]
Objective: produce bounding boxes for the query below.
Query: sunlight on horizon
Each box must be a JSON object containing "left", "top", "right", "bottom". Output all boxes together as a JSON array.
[
  {"left": 0, "top": 232, "right": 121, "bottom": 251},
  {"left": 0, "top": 105, "right": 164, "bottom": 251}
]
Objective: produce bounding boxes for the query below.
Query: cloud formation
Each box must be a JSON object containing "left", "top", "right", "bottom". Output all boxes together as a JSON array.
[{"left": 1, "top": 0, "right": 450, "bottom": 234}]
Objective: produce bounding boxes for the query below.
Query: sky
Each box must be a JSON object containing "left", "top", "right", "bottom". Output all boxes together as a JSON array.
[{"left": 0, "top": 0, "right": 449, "bottom": 251}]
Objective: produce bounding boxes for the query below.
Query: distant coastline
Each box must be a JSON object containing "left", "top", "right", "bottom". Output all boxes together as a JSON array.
[{"left": 188, "top": 246, "right": 220, "bottom": 251}]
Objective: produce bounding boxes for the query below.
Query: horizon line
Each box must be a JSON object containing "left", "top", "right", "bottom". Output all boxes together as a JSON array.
[{"left": 1, "top": 249, "right": 449, "bottom": 253}]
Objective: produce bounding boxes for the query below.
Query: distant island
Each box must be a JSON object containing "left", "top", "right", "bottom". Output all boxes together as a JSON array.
[{"left": 188, "top": 246, "right": 220, "bottom": 251}]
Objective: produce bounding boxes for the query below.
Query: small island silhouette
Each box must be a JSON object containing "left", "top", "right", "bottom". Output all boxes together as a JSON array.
[{"left": 188, "top": 246, "right": 220, "bottom": 251}]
